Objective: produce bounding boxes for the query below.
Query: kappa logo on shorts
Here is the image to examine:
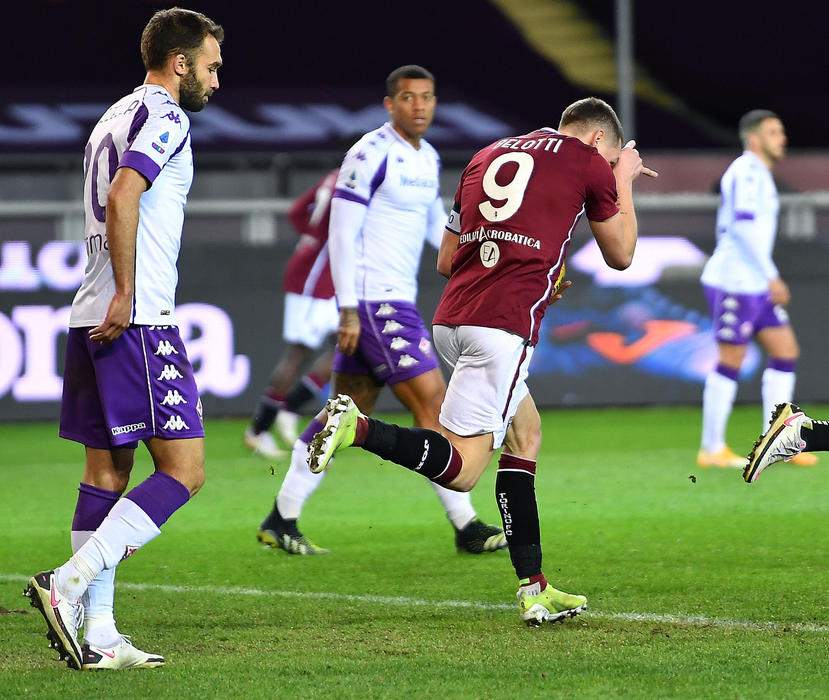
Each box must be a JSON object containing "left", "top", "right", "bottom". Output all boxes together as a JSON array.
[
  {"left": 718, "top": 327, "right": 737, "bottom": 341},
  {"left": 719, "top": 311, "right": 738, "bottom": 326},
  {"left": 157, "top": 364, "right": 183, "bottom": 381},
  {"left": 375, "top": 303, "right": 398, "bottom": 317},
  {"left": 110, "top": 422, "right": 147, "bottom": 436},
  {"left": 382, "top": 320, "right": 404, "bottom": 334},
  {"left": 774, "top": 306, "right": 789, "bottom": 323},
  {"left": 390, "top": 337, "right": 410, "bottom": 351},
  {"left": 161, "top": 389, "right": 187, "bottom": 406},
  {"left": 154, "top": 340, "right": 179, "bottom": 356},
  {"left": 163, "top": 415, "right": 190, "bottom": 431},
  {"left": 722, "top": 296, "right": 739, "bottom": 310},
  {"left": 418, "top": 337, "right": 432, "bottom": 356},
  {"left": 398, "top": 354, "right": 419, "bottom": 368}
]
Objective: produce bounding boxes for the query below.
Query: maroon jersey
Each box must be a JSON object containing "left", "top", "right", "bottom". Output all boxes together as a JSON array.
[
  {"left": 433, "top": 129, "right": 618, "bottom": 344},
  {"left": 282, "top": 169, "right": 338, "bottom": 298}
]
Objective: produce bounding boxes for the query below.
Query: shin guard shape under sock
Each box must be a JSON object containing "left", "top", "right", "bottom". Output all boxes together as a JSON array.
[{"left": 362, "top": 418, "right": 462, "bottom": 485}]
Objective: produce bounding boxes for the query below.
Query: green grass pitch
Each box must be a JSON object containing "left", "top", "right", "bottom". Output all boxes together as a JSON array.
[{"left": 0, "top": 404, "right": 826, "bottom": 698}]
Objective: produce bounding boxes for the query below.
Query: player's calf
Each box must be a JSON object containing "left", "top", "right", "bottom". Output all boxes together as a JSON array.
[{"left": 308, "top": 394, "right": 467, "bottom": 487}]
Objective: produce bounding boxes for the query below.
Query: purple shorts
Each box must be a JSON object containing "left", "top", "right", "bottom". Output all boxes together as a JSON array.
[
  {"left": 703, "top": 285, "right": 789, "bottom": 345},
  {"left": 332, "top": 300, "right": 440, "bottom": 385},
  {"left": 60, "top": 326, "right": 205, "bottom": 449}
]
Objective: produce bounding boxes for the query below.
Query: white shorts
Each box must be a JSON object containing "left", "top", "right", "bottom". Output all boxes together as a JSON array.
[
  {"left": 282, "top": 292, "right": 339, "bottom": 349},
  {"left": 433, "top": 325, "right": 533, "bottom": 450}
]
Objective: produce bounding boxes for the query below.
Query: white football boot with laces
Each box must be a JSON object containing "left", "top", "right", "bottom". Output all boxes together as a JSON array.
[
  {"left": 24, "top": 570, "right": 84, "bottom": 670},
  {"left": 82, "top": 635, "right": 165, "bottom": 670}
]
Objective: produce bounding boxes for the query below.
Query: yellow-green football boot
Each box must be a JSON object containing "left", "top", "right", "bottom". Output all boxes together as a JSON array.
[
  {"left": 517, "top": 580, "right": 587, "bottom": 626},
  {"left": 307, "top": 394, "right": 362, "bottom": 474}
]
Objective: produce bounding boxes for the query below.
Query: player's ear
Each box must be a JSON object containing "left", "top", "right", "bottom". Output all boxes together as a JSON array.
[
  {"left": 383, "top": 95, "right": 393, "bottom": 114},
  {"left": 173, "top": 53, "right": 188, "bottom": 77},
  {"left": 594, "top": 129, "right": 605, "bottom": 148}
]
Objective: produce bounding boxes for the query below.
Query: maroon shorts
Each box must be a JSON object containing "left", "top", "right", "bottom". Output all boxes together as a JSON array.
[{"left": 60, "top": 326, "right": 204, "bottom": 449}]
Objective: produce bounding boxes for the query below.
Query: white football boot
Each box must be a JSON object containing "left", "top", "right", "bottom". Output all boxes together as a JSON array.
[
  {"left": 24, "top": 570, "right": 84, "bottom": 670},
  {"left": 82, "top": 635, "right": 165, "bottom": 670},
  {"left": 243, "top": 427, "right": 286, "bottom": 458}
]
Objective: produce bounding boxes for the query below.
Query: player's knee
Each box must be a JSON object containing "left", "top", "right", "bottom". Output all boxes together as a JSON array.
[
  {"left": 171, "top": 456, "right": 206, "bottom": 497},
  {"left": 504, "top": 419, "right": 542, "bottom": 458},
  {"left": 110, "top": 471, "right": 132, "bottom": 493},
  {"left": 186, "top": 464, "right": 206, "bottom": 496},
  {"left": 446, "top": 472, "right": 477, "bottom": 492}
]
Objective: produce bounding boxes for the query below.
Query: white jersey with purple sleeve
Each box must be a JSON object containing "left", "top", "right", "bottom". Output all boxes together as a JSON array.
[
  {"left": 700, "top": 151, "right": 780, "bottom": 294},
  {"left": 328, "top": 122, "right": 444, "bottom": 308},
  {"left": 69, "top": 85, "right": 193, "bottom": 327}
]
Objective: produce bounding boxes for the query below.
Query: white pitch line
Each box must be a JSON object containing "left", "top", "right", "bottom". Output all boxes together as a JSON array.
[{"left": 2, "top": 573, "right": 826, "bottom": 633}]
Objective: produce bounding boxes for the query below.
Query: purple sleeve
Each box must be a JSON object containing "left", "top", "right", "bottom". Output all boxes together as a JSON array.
[
  {"left": 119, "top": 97, "right": 189, "bottom": 185},
  {"left": 333, "top": 188, "right": 369, "bottom": 206},
  {"left": 119, "top": 151, "right": 161, "bottom": 183}
]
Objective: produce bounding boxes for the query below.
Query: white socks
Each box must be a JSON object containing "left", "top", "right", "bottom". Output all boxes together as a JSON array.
[
  {"left": 762, "top": 367, "right": 795, "bottom": 429},
  {"left": 71, "top": 530, "right": 119, "bottom": 647},
  {"left": 430, "top": 482, "right": 476, "bottom": 530},
  {"left": 277, "top": 440, "right": 325, "bottom": 519},
  {"left": 275, "top": 436, "right": 478, "bottom": 530},
  {"left": 701, "top": 370, "right": 738, "bottom": 452},
  {"left": 57, "top": 499, "right": 161, "bottom": 602}
]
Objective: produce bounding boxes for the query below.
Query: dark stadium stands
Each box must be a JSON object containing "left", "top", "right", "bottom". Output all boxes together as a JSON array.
[{"left": 3, "top": 0, "right": 825, "bottom": 153}]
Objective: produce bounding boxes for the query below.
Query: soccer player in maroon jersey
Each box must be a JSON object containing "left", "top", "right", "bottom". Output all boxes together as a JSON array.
[
  {"left": 307, "top": 97, "right": 657, "bottom": 625},
  {"left": 244, "top": 169, "right": 340, "bottom": 458}
]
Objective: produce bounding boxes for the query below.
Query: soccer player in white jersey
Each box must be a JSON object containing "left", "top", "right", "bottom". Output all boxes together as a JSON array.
[
  {"left": 256, "top": 65, "right": 507, "bottom": 556},
  {"left": 698, "top": 110, "right": 816, "bottom": 469},
  {"left": 24, "top": 8, "right": 223, "bottom": 670}
]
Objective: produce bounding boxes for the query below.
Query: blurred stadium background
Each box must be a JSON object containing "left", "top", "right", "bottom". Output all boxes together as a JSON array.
[{"left": 2, "top": 0, "right": 829, "bottom": 421}]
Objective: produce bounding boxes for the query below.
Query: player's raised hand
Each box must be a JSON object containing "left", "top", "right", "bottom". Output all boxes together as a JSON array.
[
  {"left": 616, "top": 140, "right": 658, "bottom": 181},
  {"left": 337, "top": 307, "right": 361, "bottom": 356},
  {"left": 88, "top": 292, "right": 132, "bottom": 344}
]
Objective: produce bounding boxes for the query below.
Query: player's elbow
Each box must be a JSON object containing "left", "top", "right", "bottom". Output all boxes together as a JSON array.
[
  {"left": 106, "top": 187, "right": 130, "bottom": 214},
  {"left": 603, "top": 250, "right": 633, "bottom": 270},
  {"left": 436, "top": 258, "right": 451, "bottom": 278}
]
